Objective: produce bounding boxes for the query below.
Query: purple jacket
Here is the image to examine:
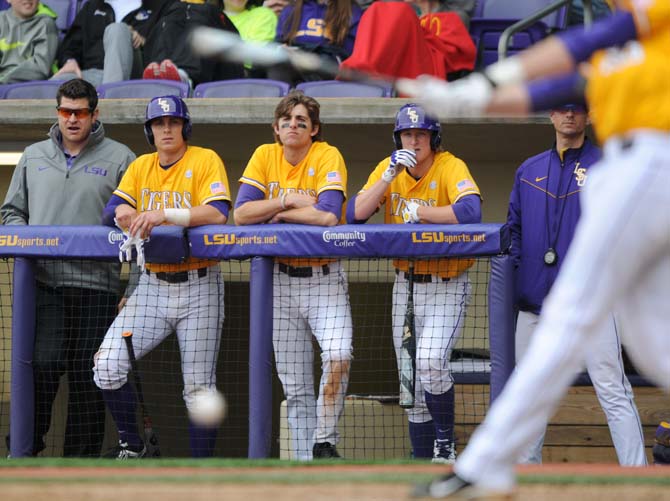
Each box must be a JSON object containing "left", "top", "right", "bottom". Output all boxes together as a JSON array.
[{"left": 507, "top": 138, "right": 601, "bottom": 314}]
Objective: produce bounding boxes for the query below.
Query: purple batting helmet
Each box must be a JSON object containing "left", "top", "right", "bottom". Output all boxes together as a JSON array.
[
  {"left": 393, "top": 103, "right": 441, "bottom": 151},
  {"left": 144, "top": 95, "right": 192, "bottom": 146}
]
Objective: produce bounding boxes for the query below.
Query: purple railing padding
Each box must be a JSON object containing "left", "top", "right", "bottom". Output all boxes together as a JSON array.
[
  {"left": 10, "top": 258, "right": 36, "bottom": 458},
  {"left": 189, "top": 224, "right": 510, "bottom": 259},
  {"left": 488, "top": 254, "right": 515, "bottom": 403},
  {"left": 0, "top": 225, "right": 188, "bottom": 263},
  {"left": 248, "top": 257, "right": 274, "bottom": 458}
]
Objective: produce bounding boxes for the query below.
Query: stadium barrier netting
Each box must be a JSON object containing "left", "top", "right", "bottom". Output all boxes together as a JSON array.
[{"left": 0, "top": 223, "right": 513, "bottom": 458}]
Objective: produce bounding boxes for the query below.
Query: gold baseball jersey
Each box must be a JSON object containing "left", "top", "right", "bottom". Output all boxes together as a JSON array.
[
  {"left": 240, "top": 141, "right": 347, "bottom": 267},
  {"left": 114, "top": 146, "right": 232, "bottom": 272},
  {"left": 360, "top": 151, "right": 481, "bottom": 278},
  {"left": 586, "top": 0, "right": 670, "bottom": 142}
]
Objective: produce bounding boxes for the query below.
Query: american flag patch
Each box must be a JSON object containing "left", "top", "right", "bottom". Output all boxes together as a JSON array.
[
  {"left": 326, "top": 171, "right": 342, "bottom": 183},
  {"left": 210, "top": 182, "right": 226, "bottom": 194},
  {"left": 456, "top": 179, "right": 475, "bottom": 192}
]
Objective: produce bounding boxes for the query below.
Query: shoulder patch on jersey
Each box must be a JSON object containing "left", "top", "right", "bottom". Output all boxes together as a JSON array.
[
  {"left": 210, "top": 182, "right": 227, "bottom": 195},
  {"left": 326, "top": 171, "right": 342, "bottom": 183},
  {"left": 456, "top": 179, "right": 475, "bottom": 192}
]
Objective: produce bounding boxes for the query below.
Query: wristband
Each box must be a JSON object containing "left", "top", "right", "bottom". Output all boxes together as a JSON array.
[{"left": 164, "top": 208, "right": 191, "bottom": 226}]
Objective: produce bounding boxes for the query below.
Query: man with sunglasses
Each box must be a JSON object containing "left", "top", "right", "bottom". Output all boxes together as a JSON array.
[
  {"left": 1, "top": 78, "right": 135, "bottom": 457},
  {"left": 508, "top": 104, "right": 645, "bottom": 466}
]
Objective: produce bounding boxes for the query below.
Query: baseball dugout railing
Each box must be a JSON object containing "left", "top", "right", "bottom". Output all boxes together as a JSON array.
[{"left": 0, "top": 223, "right": 513, "bottom": 459}]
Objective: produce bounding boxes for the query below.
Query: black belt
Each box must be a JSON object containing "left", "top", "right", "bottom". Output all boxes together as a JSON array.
[
  {"left": 396, "top": 269, "right": 449, "bottom": 283},
  {"left": 278, "top": 263, "right": 330, "bottom": 278},
  {"left": 146, "top": 267, "right": 207, "bottom": 283}
]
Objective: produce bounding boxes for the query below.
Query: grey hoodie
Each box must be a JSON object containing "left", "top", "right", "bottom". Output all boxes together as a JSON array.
[
  {"left": 0, "top": 8, "right": 58, "bottom": 83},
  {"left": 1, "top": 121, "right": 136, "bottom": 292}
]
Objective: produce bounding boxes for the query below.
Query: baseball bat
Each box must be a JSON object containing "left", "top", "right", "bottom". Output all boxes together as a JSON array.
[
  {"left": 122, "top": 331, "right": 161, "bottom": 457},
  {"left": 189, "top": 27, "right": 394, "bottom": 87},
  {"left": 399, "top": 262, "right": 417, "bottom": 408}
]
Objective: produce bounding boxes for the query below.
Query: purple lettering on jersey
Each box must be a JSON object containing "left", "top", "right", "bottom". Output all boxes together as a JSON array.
[{"left": 84, "top": 166, "right": 108, "bottom": 176}]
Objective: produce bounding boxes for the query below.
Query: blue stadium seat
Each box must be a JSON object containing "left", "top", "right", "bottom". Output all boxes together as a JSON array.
[
  {"left": 470, "top": 0, "right": 568, "bottom": 68},
  {"left": 0, "top": 80, "right": 63, "bottom": 99},
  {"left": 193, "top": 79, "right": 290, "bottom": 98},
  {"left": 43, "top": 0, "right": 73, "bottom": 37},
  {"left": 97, "top": 79, "right": 190, "bottom": 99},
  {"left": 295, "top": 80, "right": 394, "bottom": 98}
]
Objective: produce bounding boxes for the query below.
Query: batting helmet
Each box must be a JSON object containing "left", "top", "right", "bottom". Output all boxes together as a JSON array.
[
  {"left": 144, "top": 95, "right": 192, "bottom": 146},
  {"left": 393, "top": 103, "right": 441, "bottom": 151}
]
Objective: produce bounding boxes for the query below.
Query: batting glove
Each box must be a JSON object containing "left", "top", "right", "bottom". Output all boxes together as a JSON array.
[
  {"left": 382, "top": 149, "right": 417, "bottom": 183},
  {"left": 116, "top": 218, "right": 147, "bottom": 272},
  {"left": 396, "top": 73, "right": 494, "bottom": 117},
  {"left": 402, "top": 201, "right": 421, "bottom": 224}
]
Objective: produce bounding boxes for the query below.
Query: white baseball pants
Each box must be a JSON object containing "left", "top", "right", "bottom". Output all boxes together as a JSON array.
[{"left": 456, "top": 131, "right": 670, "bottom": 491}]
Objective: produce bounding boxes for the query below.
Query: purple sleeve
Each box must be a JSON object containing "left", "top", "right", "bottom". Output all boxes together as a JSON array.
[
  {"left": 506, "top": 169, "right": 522, "bottom": 269},
  {"left": 101, "top": 194, "right": 129, "bottom": 227},
  {"left": 527, "top": 71, "right": 587, "bottom": 112},
  {"left": 345, "top": 193, "right": 372, "bottom": 224},
  {"left": 314, "top": 190, "right": 344, "bottom": 220},
  {"left": 234, "top": 183, "right": 266, "bottom": 209},
  {"left": 452, "top": 194, "right": 482, "bottom": 224},
  {"left": 557, "top": 10, "right": 637, "bottom": 63},
  {"left": 208, "top": 200, "right": 230, "bottom": 219}
]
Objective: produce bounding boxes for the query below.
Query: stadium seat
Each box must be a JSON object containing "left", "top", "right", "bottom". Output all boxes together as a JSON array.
[
  {"left": 470, "top": 0, "right": 568, "bottom": 68},
  {"left": 43, "top": 0, "right": 74, "bottom": 37},
  {"left": 295, "top": 80, "right": 394, "bottom": 98},
  {"left": 97, "top": 79, "right": 190, "bottom": 99},
  {"left": 193, "top": 79, "right": 290, "bottom": 98},
  {"left": 0, "top": 80, "right": 63, "bottom": 99}
]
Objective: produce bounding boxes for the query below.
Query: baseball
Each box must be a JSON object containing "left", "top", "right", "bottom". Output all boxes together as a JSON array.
[{"left": 189, "top": 388, "right": 227, "bottom": 427}]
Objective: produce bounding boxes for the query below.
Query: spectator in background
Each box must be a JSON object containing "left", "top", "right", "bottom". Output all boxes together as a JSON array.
[
  {"left": 405, "top": 0, "right": 475, "bottom": 29},
  {"left": 223, "top": 0, "right": 277, "bottom": 77},
  {"left": 263, "top": 0, "right": 289, "bottom": 17},
  {"left": 568, "top": 0, "right": 612, "bottom": 26},
  {"left": 141, "top": 0, "right": 244, "bottom": 88},
  {"left": 52, "top": 0, "right": 156, "bottom": 86},
  {"left": 269, "top": 0, "right": 362, "bottom": 86},
  {"left": 0, "top": 0, "right": 58, "bottom": 83},
  {"left": 1, "top": 79, "right": 135, "bottom": 457}
]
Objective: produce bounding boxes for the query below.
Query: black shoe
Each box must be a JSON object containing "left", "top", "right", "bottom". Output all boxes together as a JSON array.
[
  {"left": 412, "top": 472, "right": 513, "bottom": 499},
  {"left": 312, "top": 441, "right": 341, "bottom": 459},
  {"left": 103, "top": 440, "right": 146, "bottom": 459}
]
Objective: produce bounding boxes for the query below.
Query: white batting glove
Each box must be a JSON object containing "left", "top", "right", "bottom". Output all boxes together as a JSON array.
[
  {"left": 396, "top": 73, "right": 494, "bottom": 117},
  {"left": 402, "top": 201, "right": 421, "bottom": 224},
  {"left": 115, "top": 218, "right": 147, "bottom": 272},
  {"left": 382, "top": 149, "right": 417, "bottom": 183}
]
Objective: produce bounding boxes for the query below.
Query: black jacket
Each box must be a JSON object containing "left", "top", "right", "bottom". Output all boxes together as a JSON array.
[
  {"left": 57, "top": 0, "right": 158, "bottom": 70},
  {"left": 142, "top": 0, "right": 244, "bottom": 85}
]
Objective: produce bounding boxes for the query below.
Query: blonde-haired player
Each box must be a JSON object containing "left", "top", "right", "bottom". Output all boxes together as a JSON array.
[
  {"left": 235, "top": 90, "right": 352, "bottom": 460},
  {"left": 94, "top": 95, "right": 231, "bottom": 459},
  {"left": 348, "top": 103, "right": 482, "bottom": 464},
  {"left": 401, "top": 0, "right": 670, "bottom": 498}
]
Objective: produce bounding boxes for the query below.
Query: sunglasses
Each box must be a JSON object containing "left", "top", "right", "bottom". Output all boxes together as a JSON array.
[{"left": 56, "top": 107, "right": 93, "bottom": 119}]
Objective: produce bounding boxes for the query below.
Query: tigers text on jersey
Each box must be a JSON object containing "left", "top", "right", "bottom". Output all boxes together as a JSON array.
[
  {"left": 587, "top": 0, "right": 670, "bottom": 141},
  {"left": 240, "top": 140, "right": 347, "bottom": 267},
  {"left": 114, "top": 145, "right": 232, "bottom": 273},
  {"left": 360, "top": 150, "right": 480, "bottom": 278}
]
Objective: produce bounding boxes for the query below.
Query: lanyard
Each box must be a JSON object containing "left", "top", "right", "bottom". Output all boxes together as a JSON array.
[{"left": 543, "top": 144, "right": 583, "bottom": 265}]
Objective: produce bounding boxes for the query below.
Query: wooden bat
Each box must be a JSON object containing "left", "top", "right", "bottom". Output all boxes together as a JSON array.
[
  {"left": 189, "top": 27, "right": 394, "bottom": 87},
  {"left": 399, "top": 262, "right": 417, "bottom": 408},
  {"left": 122, "top": 331, "right": 161, "bottom": 457}
]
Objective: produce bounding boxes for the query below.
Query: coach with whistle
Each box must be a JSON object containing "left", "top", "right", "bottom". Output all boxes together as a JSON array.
[
  {"left": 1, "top": 78, "right": 135, "bottom": 457},
  {"left": 348, "top": 103, "right": 482, "bottom": 464}
]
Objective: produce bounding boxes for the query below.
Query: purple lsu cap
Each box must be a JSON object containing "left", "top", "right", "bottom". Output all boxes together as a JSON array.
[{"left": 554, "top": 103, "right": 587, "bottom": 113}]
